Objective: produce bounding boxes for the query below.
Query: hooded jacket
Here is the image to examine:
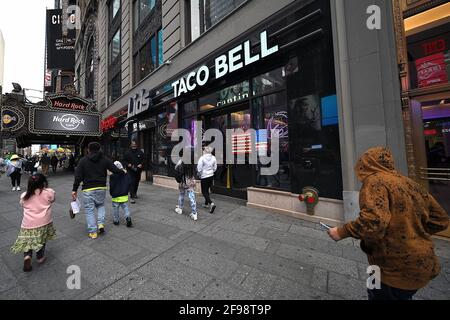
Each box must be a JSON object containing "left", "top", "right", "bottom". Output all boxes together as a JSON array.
[
  {"left": 73, "top": 152, "right": 124, "bottom": 192},
  {"left": 197, "top": 153, "right": 217, "bottom": 179},
  {"left": 337, "top": 147, "right": 449, "bottom": 290}
]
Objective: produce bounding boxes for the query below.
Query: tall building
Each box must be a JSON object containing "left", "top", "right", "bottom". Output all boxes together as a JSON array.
[
  {"left": 0, "top": 29, "right": 4, "bottom": 88},
  {"left": 76, "top": 0, "right": 447, "bottom": 232}
]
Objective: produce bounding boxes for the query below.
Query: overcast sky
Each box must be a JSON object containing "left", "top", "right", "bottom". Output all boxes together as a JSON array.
[{"left": 0, "top": 0, "right": 54, "bottom": 100}]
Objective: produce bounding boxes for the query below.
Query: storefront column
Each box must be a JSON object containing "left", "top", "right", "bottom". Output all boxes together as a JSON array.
[{"left": 331, "top": 0, "right": 408, "bottom": 222}]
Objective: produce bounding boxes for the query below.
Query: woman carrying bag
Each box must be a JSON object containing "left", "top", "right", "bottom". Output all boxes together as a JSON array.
[{"left": 7, "top": 155, "right": 24, "bottom": 191}]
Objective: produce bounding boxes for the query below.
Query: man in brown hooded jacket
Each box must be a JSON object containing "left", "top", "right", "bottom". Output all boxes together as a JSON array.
[{"left": 328, "top": 147, "right": 449, "bottom": 300}]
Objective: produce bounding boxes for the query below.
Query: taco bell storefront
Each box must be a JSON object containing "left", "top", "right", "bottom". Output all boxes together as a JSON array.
[{"left": 103, "top": 0, "right": 406, "bottom": 226}]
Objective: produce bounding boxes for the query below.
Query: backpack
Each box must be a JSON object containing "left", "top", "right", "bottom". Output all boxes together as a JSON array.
[{"left": 174, "top": 162, "right": 184, "bottom": 183}]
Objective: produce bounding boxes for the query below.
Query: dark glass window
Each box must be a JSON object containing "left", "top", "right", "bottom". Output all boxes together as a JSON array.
[
  {"left": 133, "top": 31, "right": 162, "bottom": 84},
  {"left": 253, "top": 92, "right": 290, "bottom": 191},
  {"left": 109, "top": 29, "right": 121, "bottom": 64},
  {"left": 110, "top": 0, "right": 120, "bottom": 22},
  {"left": 134, "top": 0, "right": 156, "bottom": 31},
  {"left": 85, "top": 38, "right": 95, "bottom": 99},
  {"left": 252, "top": 67, "right": 286, "bottom": 96},
  {"left": 108, "top": 74, "right": 122, "bottom": 104},
  {"left": 199, "top": 81, "right": 249, "bottom": 111},
  {"left": 187, "top": 0, "right": 246, "bottom": 43}
]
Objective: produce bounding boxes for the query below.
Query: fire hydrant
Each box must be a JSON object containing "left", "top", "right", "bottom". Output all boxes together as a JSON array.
[{"left": 298, "top": 186, "right": 319, "bottom": 215}]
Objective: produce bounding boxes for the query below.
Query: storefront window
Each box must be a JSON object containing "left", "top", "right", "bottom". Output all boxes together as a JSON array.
[
  {"left": 252, "top": 67, "right": 286, "bottom": 96},
  {"left": 253, "top": 92, "right": 290, "bottom": 190},
  {"left": 407, "top": 24, "right": 450, "bottom": 89},
  {"left": 154, "top": 104, "right": 179, "bottom": 176},
  {"left": 199, "top": 81, "right": 249, "bottom": 111}
]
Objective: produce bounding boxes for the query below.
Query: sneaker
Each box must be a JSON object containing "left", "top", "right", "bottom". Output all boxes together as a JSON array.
[
  {"left": 17, "top": 186, "right": 21, "bottom": 191},
  {"left": 12, "top": 187, "right": 16, "bottom": 191},
  {"left": 189, "top": 213, "right": 198, "bottom": 221},
  {"left": 98, "top": 224, "right": 105, "bottom": 234},
  {"left": 210, "top": 203, "right": 216, "bottom": 214},
  {"left": 37, "top": 257, "right": 46, "bottom": 265},
  {"left": 23, "top": 257, "right": 32, "bottom": 272},
  {"left": 113, "top": 220, "right": 119, "bottom": 226},
  {"left": 130, "top": 198, "right": 136, "bottom": 204},
  {"left": 88, "top": 232, "right": 98, "bottom": 239},
  {"left": 175, "top": 206, "right": 183, "bottom": 215},
  {"left": 126, "top": 217, "right": 132, "bottom": 228}
]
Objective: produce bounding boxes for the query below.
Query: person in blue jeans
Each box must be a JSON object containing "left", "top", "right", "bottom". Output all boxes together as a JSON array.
[
  {"left": 72, "top": 142, "right": 125, "bottom": 239},
  {"left": 174, "top": 160, "right": 198, "bottom": 221},
  {"left": 110, "top": 161, "right": 132, "bottom": 227}
]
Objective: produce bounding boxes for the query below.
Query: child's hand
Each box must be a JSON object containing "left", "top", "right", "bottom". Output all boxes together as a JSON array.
[{"left": 71, "top": 192, "right": 77, "bottom": 201}]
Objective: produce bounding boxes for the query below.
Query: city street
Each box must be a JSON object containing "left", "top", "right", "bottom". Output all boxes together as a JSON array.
[{"left": 0, "top": 172, "right": 449, "bottom": 300}]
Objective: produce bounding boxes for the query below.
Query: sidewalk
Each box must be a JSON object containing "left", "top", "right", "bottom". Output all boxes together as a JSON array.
[{"left": 0, "top": 173, "right": 449, "bottom": 300}]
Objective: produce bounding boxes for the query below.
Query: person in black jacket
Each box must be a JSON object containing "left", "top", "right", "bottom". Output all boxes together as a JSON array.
[
  {"left": 123, "top": 141, "right": 144, "bottom": 204},
  {"left": 110, "top": 161, "right": 132, "bottom": 227},
  {"left": 72, "top": 142, "right": 125, "bottom": 239}
]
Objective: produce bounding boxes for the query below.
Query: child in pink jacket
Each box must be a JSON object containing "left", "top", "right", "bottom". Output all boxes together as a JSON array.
[{"left": 10, "top": 174, "right": 56, "bottom": 272}]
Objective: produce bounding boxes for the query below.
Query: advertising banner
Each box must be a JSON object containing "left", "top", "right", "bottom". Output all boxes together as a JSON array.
[
  {"left": 30, "top": 108, "right": 101, "bottom": 136},
  {"left": 416, "top": 53, "right": 449, "bottom": 88},
  {"left": 46, "top": 9, "right": 75, "bottom": 70}
]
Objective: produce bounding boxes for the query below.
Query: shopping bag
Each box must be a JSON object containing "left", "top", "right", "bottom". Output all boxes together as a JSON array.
[{"left": 69, "top": 199, "right": 81, "bottom": 219}]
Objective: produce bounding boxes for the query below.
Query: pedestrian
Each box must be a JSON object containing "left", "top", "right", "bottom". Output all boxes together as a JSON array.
[
  {"left": 175, "top": 160, "right": 198, "bottom": 221},
  {"left": 109, "top": 161, "right": 133, "bottom": 227},
  {"left": 327, "top": 147, "right": 449, "bottom": 300},
  {"left": 6, "top": 154, "right": 24, "bottom": 191},
  {"left": 41, "top": 153, "right": 51, "bottom": 176},
  {"left": 197, "top": 146, "right": 217, "bottom": 213},
  {"left": 72, "top": 142, "right": 125, "bottom": 239},
  {"left": 50, "top": 155, "right": 58, "bottom": 173},
  {"left": 10, "top": 174, "right": 56, "bottom": 272},
  {"left": 123, "top": 141, "right": 144, "bottom": 204}
]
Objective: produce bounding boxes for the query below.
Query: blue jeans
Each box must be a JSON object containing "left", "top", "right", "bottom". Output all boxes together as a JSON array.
[
  {"left": 82, "top": 189, "right": 106, "bottom": 234},
  {"left": 178, "top": 189, "right": 197, "bottom": 215},
  {"left": 112, "top": 201, "right": 130, "bottom": 222}
]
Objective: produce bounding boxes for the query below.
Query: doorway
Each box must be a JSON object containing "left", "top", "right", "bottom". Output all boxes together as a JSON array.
[
  {"left": 201, "top": 104, "right": 254, "bottom": 199},
  {"left": 411, "top": 93, "right": 450, "bottom": 238}
]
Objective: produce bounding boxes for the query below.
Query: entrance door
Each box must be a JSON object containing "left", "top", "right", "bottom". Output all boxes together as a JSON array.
[
  {"left": 203, "top": 105, "right": 253, "bottom": 199},
  {"left": 411, "top": 95, "right": 450, "bottom": 238}
]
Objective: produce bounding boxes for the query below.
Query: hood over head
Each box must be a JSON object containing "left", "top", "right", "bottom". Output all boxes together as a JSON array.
[{"left": 355, "top": 147, "right": 398, "bottom": 181}]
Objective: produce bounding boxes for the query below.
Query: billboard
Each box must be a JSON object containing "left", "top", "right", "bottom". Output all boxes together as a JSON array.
[
  {"left": 46, "top": 9, "right": 75, "bottom": 70},
  {"left": 30, "top": 108, "right": 101, "bottom": 136}
]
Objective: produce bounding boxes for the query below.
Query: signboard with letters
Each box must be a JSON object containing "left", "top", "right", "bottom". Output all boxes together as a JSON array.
[
  {"left": 46, "top": 9, "right": 76, "bottom": 70},
  {"left": 29, "top": 108, "right": 101, "bottom": 136}
]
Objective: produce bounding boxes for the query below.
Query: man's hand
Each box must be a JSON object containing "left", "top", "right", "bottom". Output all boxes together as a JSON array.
[
  {"left": 71, "top": 191, "right": 77, "bottom": 201},
  {"left": 328, "top": 227, "right": 342, "bottom": 242}
]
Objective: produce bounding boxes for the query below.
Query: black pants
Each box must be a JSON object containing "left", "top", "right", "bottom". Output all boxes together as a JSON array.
[
  {"left": 24, "top": 244, "right": 46, "bottom": 259},
  {"left": 51, "top": 164, "right": 57, "bottom": 173},
  {"left": 10, "top": 170, "right": 21, "bottom": 187},
  {"left": 128, "top": 170, "right": 141, "bottom": 198},
  {"left": 201, "top": 176, "right": 214, "bottom": 205},
  {"left": 368, "top": 282, "right": 417, "bottom": 300}
]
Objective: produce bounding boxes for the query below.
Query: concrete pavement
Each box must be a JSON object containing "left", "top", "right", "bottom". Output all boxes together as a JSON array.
[{"left": 0, "top": 172, "right": 449, "bottom": 300}]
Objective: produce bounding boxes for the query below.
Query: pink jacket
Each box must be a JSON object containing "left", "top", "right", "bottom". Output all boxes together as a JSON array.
[{"left": 20, "top": 188, "right": 55, "bottom": 229}]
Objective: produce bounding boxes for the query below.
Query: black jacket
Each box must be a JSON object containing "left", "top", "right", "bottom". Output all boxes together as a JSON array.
[
  {"left": 73, "top": 152, "right": 124, "bottom": 191},
  {"left": 109, "top": 173, "right": 132, "bottom": 198},
  {"left": 123, "top": 149, "right": 144, "bottom": 170}
]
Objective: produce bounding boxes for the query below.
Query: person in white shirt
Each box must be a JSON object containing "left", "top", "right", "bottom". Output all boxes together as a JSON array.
[{"left": 197, "top": 147, "right": 217, "bottom": 213}]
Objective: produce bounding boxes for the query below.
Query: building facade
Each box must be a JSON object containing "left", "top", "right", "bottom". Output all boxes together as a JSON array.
[
  {"left": 75, "top": 0, "right": 420, "bottom": 227},
  {"left": 392, "top": 0, "right": 450, "bottom": 237}
]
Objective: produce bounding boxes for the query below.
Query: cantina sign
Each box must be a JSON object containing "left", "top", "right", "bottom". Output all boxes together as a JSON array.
[{"left": 171, "top": 31, "right": 279, "bottom": 98}]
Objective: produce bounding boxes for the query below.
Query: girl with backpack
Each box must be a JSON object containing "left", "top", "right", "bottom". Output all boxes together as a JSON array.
[{"left": 174, "top": 160, "right": 198, "bottom": 221}]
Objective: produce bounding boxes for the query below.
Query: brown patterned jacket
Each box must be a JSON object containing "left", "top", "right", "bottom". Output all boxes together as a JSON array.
[{"left": 337, "top": 147, "right": 449, "bottom": 290}]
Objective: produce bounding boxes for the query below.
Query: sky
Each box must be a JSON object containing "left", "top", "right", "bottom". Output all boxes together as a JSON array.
[{"left": 0, "top": 0, "right": 54, "bottom": 101}]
